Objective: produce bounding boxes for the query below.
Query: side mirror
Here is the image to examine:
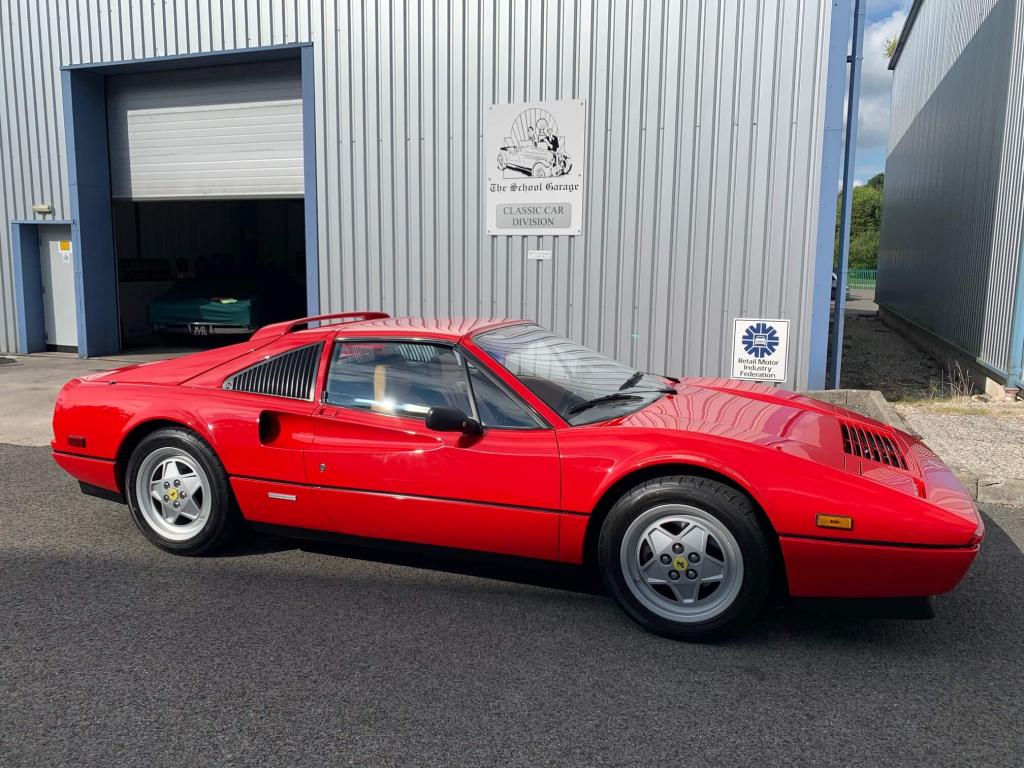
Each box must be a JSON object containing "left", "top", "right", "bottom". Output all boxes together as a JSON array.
[{"left": 426, "top": 406, "right": 483, "bottom": 436}]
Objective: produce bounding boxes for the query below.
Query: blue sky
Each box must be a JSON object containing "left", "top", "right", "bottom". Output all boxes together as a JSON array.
[{"left": 852, "top": 0, "right": 914, "bottom": 184}]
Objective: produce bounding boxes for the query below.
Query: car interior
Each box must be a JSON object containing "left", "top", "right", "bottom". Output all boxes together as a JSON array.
[{"left": 325, "top": 343, "right": 472, "bottom": 418}]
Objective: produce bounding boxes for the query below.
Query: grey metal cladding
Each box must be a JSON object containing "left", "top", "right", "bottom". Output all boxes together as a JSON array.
[
  {"left": 0, "top": 1, "right": 839, "bottom": 391},
  {"left": 879, "top": 0, "right": 1024, "bottom": 376}
]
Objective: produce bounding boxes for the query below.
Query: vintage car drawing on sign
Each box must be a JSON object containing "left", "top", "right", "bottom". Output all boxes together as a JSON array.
[
  {"left": 51, "top": 313, "right": 983, "bottom": 641},
  {"left": 497, "top": 137, "right": 572, "bottom": 178},
  {"left": 496, "top": 107, "right": 573, "bottom": 178}
]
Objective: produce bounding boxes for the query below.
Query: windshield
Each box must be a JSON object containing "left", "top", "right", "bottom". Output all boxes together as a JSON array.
[{"left": 475, "top": 324, "right": 671, "bottom": 425}]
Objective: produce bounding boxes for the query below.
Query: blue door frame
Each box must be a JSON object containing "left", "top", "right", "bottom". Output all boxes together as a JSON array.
[
  {"left": 11, "top": 221, "right": 72, "bottom": 352},
  {"left": 55, "top": 42, "right": 319, "bottom": 357},
  {"left": 807, "top": 0, "right": 855, "bottom": 390}
]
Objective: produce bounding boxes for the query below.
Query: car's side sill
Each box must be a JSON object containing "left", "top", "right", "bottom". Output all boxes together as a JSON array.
[{"left": 79, "top": 481, "right": 125, "bottom": 504}]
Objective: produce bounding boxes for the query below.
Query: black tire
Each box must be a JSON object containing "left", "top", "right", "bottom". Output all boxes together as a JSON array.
[
  {"left": 125, "top": 427, "right": 241, "bottom": 555},
  {"left": 598, "top": 475, "right": 774, "bottom": 641}
]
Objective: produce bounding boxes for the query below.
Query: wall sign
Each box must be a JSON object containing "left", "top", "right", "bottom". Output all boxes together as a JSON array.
[
  {"left": 59, "top": 240, "right": 73, "bottom": 264},
  {"left": 486, "top": 100, "right": 585, "bottom": 236},
  {"left": 732, "top": 318, "right": 790, "bottom": 382}
]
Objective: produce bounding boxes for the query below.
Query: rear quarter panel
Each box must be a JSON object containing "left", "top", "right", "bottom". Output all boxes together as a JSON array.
[{"left": 52, "top": 383, "right": 319, "bottom": 488}]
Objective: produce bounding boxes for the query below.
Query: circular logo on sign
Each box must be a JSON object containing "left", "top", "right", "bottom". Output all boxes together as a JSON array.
[{"left": 741, "top": 322, "right": 780, "bottom": 358}]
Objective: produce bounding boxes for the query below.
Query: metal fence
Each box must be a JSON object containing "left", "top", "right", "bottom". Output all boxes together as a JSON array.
[{"left": 847, "top": 269, "right": 876, "bottom": 288}]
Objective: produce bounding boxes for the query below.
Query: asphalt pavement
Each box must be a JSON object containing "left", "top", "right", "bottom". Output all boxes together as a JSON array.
[{"left": 1, "top": 442, "right": 1022, "bottom": 767}]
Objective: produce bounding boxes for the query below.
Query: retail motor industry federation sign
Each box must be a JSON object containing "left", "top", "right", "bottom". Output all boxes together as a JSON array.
[
  {"left": 732, "top": 318, "right": 790, "bottom": 382},
  {"left": 486, "top": 99, "right": 585, "bottom": 236}
]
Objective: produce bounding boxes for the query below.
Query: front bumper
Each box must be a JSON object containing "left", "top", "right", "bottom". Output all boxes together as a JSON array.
[{"left": 781, "top": 535, "right": 980, "bottom": 598}]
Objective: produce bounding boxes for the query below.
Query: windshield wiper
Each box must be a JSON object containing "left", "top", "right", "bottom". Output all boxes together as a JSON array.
[
  {"left": 619, "top": 370, "right": 645, "bottom": 390},
  {"left": 567, "top": 388, "right": 674, "bottom": 416}
]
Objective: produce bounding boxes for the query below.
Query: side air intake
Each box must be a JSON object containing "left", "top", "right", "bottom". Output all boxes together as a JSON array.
[{"left": 840, "top": 422, "right": 907, "bottom": 470}]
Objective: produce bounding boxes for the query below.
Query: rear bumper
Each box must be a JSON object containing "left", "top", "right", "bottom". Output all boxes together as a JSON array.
[
  {"left": 781, "top": 535, "right": 980, "bottom": 598},
  {"left": 52, "top": 450, "right": 120, "bottom": 495}
]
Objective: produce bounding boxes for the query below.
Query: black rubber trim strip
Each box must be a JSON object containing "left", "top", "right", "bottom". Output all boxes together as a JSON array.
[
  {"left": 53, "top": 449, "right": 115, "bottom": 464},
  {"left": 780, "top": 532, "right": 978, "bottom": 551},
  {"left": 230, "top": 474, "right": 589, "bottom": 516},
  {"left": 248, "top": 522, "right": 576, "bottom": 571},
  {"left": 78, "top": 481, "right": 124, "bottom": 504}
]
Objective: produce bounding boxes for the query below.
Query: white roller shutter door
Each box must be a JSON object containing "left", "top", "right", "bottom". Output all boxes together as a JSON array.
[{"left": 107, "top": 61, "right": 303, "bottom": 200}]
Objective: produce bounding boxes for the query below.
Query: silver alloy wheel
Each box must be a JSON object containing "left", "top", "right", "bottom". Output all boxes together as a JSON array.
[
  {"left": 620, "top": 503, "right": 744, "bottom": 624},
  {"left": 134, "top": 447, "right": 212, "bottom": 542}
]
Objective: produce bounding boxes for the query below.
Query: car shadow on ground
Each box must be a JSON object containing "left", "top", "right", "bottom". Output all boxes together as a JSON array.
[
  {"left": 218, "top": 509, "right": 1019, "bottom": 639},
  {"left": 219, "top": 529, "right": 602, "bottom": 595}
]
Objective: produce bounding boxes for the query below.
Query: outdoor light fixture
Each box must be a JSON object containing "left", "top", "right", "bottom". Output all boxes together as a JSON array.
[{"left": 31, "top": 203, "right": 53, "bottom": 214}]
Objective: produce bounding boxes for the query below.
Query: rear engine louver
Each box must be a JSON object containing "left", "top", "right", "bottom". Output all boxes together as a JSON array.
[
  {"left": 224, "top": 343, "right": 323, "bottom": 400},
  {"left": 840, "top": 422, "right": 907, "bottom": 470}
]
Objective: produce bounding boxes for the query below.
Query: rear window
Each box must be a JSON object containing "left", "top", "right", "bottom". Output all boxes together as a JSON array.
[{"left": 222, "top": 343, "right": 323, "bottom": 400}]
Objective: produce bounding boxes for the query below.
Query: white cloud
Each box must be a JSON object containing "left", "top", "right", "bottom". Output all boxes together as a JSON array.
[{"left": 855, "top": 10, "right": 907, "bottom": 158}]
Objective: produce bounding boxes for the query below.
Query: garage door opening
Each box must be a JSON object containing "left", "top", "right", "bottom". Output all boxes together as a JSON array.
[
  {"left": 104, "top": 58, "right": 309, "bottom": 351},
  {"left": 113, "top": 199, "right": 305, "bottom": 349}
]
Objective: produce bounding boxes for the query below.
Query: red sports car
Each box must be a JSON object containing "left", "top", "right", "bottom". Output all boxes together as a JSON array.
[{"left": 52, "top": 313, "right": 983, "bottom": 640}]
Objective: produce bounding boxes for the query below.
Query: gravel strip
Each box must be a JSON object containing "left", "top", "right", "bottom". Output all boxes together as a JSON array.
[
  {"left": 839, "top": 312, "right": 946, "bottom": 401},
  {"left": 895, "top": 404, "right": 1024, "bottom": 479}
]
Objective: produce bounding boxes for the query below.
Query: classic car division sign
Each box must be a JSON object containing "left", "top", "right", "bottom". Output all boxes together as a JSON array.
[
  {"left": 486, "top": 99, "right": 585, "bottom": 236},
  {"left": 732, "top": 318, "right": 790, "bottom": 382}
]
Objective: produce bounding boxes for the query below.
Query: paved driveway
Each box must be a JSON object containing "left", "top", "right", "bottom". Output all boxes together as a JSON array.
[
  {"left": 1, "top": 442, "right": 1021, "bottom": 767},
  {"left": 0, "top": 353, "right": 179, "bottom": 446}
]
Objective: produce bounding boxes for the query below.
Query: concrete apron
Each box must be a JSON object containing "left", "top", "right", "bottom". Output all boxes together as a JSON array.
[{"left": 806, "top": 389, "right": 1024, "bottom": 506}]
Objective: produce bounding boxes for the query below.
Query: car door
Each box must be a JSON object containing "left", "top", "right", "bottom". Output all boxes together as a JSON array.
[
  {"left": 200, "top": 340, "right": 331, "bottom": 531},
  {"left": 306, "top": 339, "right": 562, "bottom": 560}
]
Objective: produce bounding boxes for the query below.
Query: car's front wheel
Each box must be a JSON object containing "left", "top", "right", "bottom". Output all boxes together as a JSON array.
[
  {"left": 125, "top": 428, "right": 240, "bottom": 555},
  {"left": 598, "top": 475, "right": 773, "bottom": 641}
]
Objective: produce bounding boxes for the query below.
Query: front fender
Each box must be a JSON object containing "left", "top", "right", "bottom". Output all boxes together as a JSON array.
[{"left": 556, "top": 427, "right": 978, "bottom": 548}]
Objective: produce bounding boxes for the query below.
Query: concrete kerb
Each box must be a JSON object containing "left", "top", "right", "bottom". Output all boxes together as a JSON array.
[{"left": 805, "top": 388, "right": 1023, "bottom": 506}]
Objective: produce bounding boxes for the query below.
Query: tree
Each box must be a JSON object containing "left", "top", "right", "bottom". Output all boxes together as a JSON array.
[
  {"left": 884, "top": 37, "right": 898, "bottom": 58},
  {"left": 834, "top": 173, "right": 884, "bottom": 269}
]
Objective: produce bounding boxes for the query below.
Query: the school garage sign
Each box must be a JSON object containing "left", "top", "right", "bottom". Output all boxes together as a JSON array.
[
  {"left": 732, "top": 318, "right": 790, "bottom": 382},
  {"left": 486, "top": 99, "right": 585, "bottom": 236}
]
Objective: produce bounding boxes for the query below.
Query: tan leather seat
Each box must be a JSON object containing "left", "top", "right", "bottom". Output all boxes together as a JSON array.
[{"left": 372, "top": 363, "right": 415, "bottom": 414}]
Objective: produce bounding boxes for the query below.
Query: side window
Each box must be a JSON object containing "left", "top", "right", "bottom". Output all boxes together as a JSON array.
[
  {"left": 223, "top": 343, "right": 323, "bottom": 400},
  {"left": 325, "top": 342, "right": 471, "bottom": 418},
  {"left": 466, "top": 361, "right": 543, "bottom": 428}
]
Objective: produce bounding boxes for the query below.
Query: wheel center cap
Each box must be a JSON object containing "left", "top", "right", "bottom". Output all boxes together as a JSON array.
[
  {"left": 672, "top": 555, "right": 688, "bottom": 571},
  {"left": 168, "top": 488, "right": 179, "bottom": 501}
]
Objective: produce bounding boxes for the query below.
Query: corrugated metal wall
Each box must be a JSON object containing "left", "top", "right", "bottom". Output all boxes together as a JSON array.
[
  {"left": 879, "top": 0, "right": 1024, "bottom": 377},
  {"left": 0, "top": 1, "right": 841, "bottom": 389}
]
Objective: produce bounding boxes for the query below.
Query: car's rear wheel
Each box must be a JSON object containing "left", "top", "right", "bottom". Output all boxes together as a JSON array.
[
  {"left": 598, "top": 475, "right": 773, "bottom": 641},
  {"left": 125, "top": 428, "right": 240, "bottom": 555}
]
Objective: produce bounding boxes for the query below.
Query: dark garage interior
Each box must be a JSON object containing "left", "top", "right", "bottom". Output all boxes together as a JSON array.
[{"left": 112, "top": 199, "right": 306, "bottom": 349}]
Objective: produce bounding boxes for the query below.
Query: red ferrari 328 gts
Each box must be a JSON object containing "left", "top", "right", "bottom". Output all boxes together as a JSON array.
[{"left": 52, "top": 313, "right": 983, "bottom": 640}]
